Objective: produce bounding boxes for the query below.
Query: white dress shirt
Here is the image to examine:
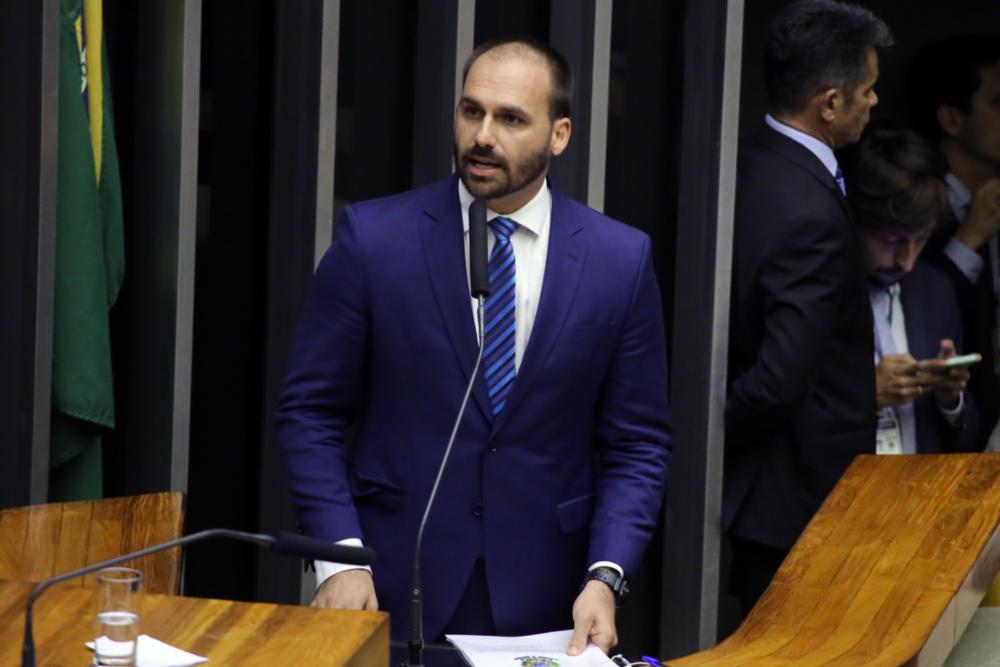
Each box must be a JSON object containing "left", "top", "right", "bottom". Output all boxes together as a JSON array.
[
  {"left": 316, "top": 179, "right": 623, "bottom": 588},
  {"left": 871, "top": 284, "right": 963, "bottom": 456},
  {"left": 459, "top": 178, "right": 551, "bottom": 368}
]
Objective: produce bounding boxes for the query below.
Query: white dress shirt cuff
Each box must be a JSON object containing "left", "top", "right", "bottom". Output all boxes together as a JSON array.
[
  {"left": 314, "top": 538, "right": 372, "bottom": 588},
  {"left": 938, "top": 391, "right": 965, "bottom": 426},
  {"left": 588, "top": 561, "right": 625, "bottom": 577},
  {"left": 944, "top": 238, "right": 984, "bottom": 284}
]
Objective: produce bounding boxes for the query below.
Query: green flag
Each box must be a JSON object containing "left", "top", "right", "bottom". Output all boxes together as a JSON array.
[{"left": 51, "top": 0, "right": 125, "bottom": 501}]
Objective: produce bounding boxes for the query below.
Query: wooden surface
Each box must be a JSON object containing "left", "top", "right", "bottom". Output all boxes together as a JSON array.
[
  {"left": 668, "top": 454, "right": 1000, "bottom": 666},
  {"left": 0, "top": 493, "right": 186, "bottom": 594},
  {"left": 0, "top": 579, "right": 389, "bottom": 666}
]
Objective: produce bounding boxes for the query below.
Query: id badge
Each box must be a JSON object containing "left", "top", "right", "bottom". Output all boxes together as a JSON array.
[{"left": 876, "top": 412, "right": 903, "bottom": 456}]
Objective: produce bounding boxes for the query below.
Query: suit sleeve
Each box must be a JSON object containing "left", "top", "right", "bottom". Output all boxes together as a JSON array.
[
  {"left": 727, "top": 209, "right": 856, "bottom": 430},
  {"left": 275, "top": 207, "right": 370, "bottom": 543},
  {"left": 588, "top": 236, "right": 672, "bottom": 576},
  {"left": 932, "top": 274, "right": 981, "bottom": 452}
]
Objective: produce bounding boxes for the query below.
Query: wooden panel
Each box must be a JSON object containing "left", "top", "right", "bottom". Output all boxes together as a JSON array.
[
  {"left": 0, "top": 492, "right": 185, "bottom": 594},
  {"left": 0, "top": 579, "right": 389, "bottom": 666},
  {"left": 667, "top": 454, "right": 1000, "bottom": 666}
]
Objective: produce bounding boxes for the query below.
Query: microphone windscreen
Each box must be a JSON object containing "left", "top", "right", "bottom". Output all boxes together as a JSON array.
[
  {"left": 270, "top": 532, "right": 376, "bottom": 566},
  {"left": 469, "top": 199, "right": 490, "bottom": 298}
]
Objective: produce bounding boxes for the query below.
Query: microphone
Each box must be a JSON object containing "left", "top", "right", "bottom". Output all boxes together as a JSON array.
[
  {"left": 22, "top": 528, "right": 375, "bottom": 667},
  {"left": 468, "top": 199, "right": 491, "bottom": 299},
  {"left": 408, "top": 201, "right": 491, "bottom": 665}
]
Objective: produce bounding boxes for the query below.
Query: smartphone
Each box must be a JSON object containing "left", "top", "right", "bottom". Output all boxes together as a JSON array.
[
  {"left": 917, "top": 353, "right": 981, "bottom": 374},
  {"left": 943, "top": 353, "right": 982, "bottom": 368}
]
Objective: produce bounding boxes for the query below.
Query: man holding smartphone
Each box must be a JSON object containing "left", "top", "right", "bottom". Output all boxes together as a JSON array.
[{"left": 844, "top": 125, "right": 980, "bottom": 455}]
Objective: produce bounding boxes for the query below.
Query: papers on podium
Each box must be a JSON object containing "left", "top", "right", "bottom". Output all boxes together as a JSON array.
[
  {"left": 87, "top": 634, "right": 209, "bottom": 667},
  {"left": 446, "top": 630, "right": 616, "bottom": 667}
]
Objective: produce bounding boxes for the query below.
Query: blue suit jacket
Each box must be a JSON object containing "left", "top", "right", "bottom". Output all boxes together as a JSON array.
[{"left": 276, "top": 176, "right": 672, "bottom": 640}]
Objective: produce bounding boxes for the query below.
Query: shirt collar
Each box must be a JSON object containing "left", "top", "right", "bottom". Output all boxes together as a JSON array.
[
  {"left": 459, "top": 178, "right": 551, "bottom": 237},
  {"left": 765, "top": 113, "right": 839, "bottom": 179},
  {"left": 945, "top": 172, "right": 972, "bottom": 217}
]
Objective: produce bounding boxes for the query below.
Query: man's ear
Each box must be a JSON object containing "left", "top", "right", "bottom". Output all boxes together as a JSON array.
[
  {"left": 818, "top": 88, "right": 844, "bottom": 123},
  {"left": 936, "top": 104, "right": 965, "bottom": 138},
  {"left": 550, "top": 118, "right": 572, "bottom": 157}
]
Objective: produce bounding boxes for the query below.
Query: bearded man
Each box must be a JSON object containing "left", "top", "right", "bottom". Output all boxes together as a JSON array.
[{"left": 276, "top": 38, "right": 672, "bottom": 655}]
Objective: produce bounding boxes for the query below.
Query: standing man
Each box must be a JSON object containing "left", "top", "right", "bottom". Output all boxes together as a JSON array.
[
  {"left": 907, "top": 35, "right": 1000, "bottom": 450},
  {"left": 844, "top": 126, "right": 977, "bottom": 456},
  {"left": 725, "top": 0, "right": 892, "bottom": 614},
  {"left": 277, "top": 39, "right": 671, "bottom": 654}
]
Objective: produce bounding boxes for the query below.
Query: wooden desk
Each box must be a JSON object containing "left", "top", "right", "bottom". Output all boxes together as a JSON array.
[
  {"left": 0, "top": 580, "right": 389, "bottom": 666},
  {"left": 668, "top": 454, "right": 1000, "bottom": 666}
]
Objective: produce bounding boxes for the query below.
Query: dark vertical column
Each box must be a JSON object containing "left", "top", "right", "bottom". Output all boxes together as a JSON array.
[
  {"left": 107, "top": 0, "right": 201, "bottom": 496},
  {"left": 0, "top": 0, "right": 59, "bottom": 507},
  {"left": 548, "top": 0, "right": 597, "bottom": 203},
  {"left": 255, "top": 0, "right": 326, "bottom": 605},
  {"left": 411, "top": 0, "right": 461, "bottom": 187},
  {"left": 182, "top": 0, "right": 273, "bottom": 602},
  {"left": 659, "top": 0, "right": 743, "bottom": 656}
]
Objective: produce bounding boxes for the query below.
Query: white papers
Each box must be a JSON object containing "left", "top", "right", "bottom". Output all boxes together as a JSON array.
[
  {"left": 446, "top": 630, "right": 617, "bottom": 667},
  {"left": 86, "top": 634, "right": 209, "bottom": 667}
]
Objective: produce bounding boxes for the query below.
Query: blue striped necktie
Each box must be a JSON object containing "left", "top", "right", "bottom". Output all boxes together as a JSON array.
[
  {"left": 483, "top": 216, "right": 518, "bottom": 416},
  {"left": 835, "top": 167, "right": 846, "bottom": 196}
]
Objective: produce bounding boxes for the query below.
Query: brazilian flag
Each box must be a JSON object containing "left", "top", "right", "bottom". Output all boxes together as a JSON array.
[{"left": 50, "top": 0, "right": 125, "bottom": 501}]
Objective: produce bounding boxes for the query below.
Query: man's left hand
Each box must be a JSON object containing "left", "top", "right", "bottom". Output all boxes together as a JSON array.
[
  {"left": 918, "top": 338, "right": 969, "bottom": 410},
  {"left": 567, "top": 580, "right": 617, "bottom": 656}
]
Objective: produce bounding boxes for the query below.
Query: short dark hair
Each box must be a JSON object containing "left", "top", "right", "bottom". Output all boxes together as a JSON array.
[
  {"left": 765, "top": 0, "right": 893, "bottom": 116},
  {"left": 907, "top": 34, "right": 1000, "bottom": 139},
  {"left": 461, "top": 38, "right": 573, "bottom": 120},
  {"left": 844, "top": 125, "right": 950, "bottom": 234}
]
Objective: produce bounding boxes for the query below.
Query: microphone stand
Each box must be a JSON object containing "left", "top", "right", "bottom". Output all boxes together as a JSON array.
[
  {"left": 408, "top": 298, "right": 486, "bottom": 667},
  {"left": 22, "top": 528, "right": 374, "bottom": 667}
]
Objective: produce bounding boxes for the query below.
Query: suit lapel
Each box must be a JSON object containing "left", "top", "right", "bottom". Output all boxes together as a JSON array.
[
  {"left": 758, "top": 124, "right": 855, "bottom": 222},
  {"left": 491, "top": 188, "right": 586, "bottom": 435},
  {"left": 420, "top": 179, "right": 492, "bottom": 422}
]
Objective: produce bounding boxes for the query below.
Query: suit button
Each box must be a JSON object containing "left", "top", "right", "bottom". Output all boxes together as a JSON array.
[
  {"left": 471, "top": 502, "right": 484, "bottom": 517},
  {"left": 488, "top": 443, "right": 498, "bottom": 453}
]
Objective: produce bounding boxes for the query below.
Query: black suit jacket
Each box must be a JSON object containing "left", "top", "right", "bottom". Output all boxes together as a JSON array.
[
  {"left": 725, "top": 124, "right": 876, "bottom": 550},
  {"left": 899, "top": 261, "right": 980, "bottom": 453}
]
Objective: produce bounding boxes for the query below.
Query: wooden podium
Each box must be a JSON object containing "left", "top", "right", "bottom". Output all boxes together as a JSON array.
[
  {"left": 668, "top": 454, "right": 1000, "bottom": 666},
  {"left": 0, "top": 579, "right": 388, "bottom": 666}
]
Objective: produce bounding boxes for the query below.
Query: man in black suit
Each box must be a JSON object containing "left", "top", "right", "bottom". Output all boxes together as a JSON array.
[
  {"left": 725, "top": 0, "right": 892, "bottom": 614},
  {"left": 907, "top": 35, "right": 1000, "bottom": 450},
  {"left": 844, "top": 126, "right": 978, "bottom": 456}
]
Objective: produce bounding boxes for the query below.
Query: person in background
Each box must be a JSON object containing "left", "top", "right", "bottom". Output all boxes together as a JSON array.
[
  {"left": 907, "top": 34, "right": 1000, "bottom": 449},
  {"left": 725, "top": 0, "right": 892, "bottom": 615},
  {"left": 843, "top": 125, "right": 978, "bottom": 456}
]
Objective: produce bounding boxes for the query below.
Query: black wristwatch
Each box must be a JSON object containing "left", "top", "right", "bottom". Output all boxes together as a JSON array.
[{"left": 584, "top": 566, "right": 629, "bottom": 601}]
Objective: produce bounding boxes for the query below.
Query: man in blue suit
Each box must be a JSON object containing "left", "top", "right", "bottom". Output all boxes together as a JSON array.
[{"left": 276, "top": 38, "right": 671, "bottom": 654}]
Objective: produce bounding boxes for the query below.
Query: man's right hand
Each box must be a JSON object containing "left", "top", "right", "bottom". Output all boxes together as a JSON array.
[
  {"left": 953, "top": 178, "right": 1000, "bottom": 252},
  {"left": 311, "top": 569, "right": 379, "bottom": 611}
]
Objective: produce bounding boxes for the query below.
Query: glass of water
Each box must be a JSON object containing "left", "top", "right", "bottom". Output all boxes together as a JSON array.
[{"left": 94, "top": 567, "right": 143, "bottom": 666}]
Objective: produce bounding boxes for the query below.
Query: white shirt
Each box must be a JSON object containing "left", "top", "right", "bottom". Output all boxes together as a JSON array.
[
  {"left": 459, "top": 178, "right": 551, "bottom": 368},
  {"left": 316, "top": 179, "right": 623, "bottom": 587},
  {"left": 942, "top": 173, "right": 987, "bottom": 284},
  {"left": 765, "top": 114, "right": 840, "bottom": 180},
  {"left": 871, "top": 284, "right": 963, "bottom": 457}
]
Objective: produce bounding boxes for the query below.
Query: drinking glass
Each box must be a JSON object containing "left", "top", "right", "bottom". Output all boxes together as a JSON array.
[{"left": 93, "top": 567, "right": 143, "bottom": 666}]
